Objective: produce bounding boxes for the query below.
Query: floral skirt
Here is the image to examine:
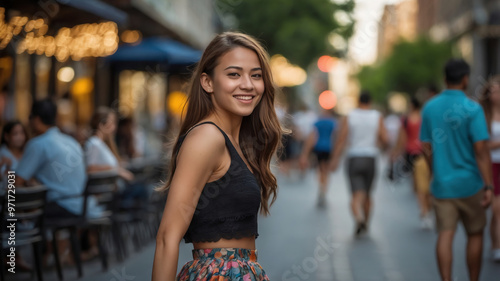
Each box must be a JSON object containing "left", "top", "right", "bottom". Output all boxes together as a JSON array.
[{"left": 177, "top": 248, "right": 270, "bottom": 281}]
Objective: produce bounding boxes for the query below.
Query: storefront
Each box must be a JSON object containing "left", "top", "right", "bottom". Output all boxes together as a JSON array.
[
  {"left": 107, "top": 37, "right": 201, "bottom": 153},
  {"left": 0, "top": 0, "right": 127, "bottom": 130}
]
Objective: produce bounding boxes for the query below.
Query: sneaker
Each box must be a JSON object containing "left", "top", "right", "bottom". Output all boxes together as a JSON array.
[
  {"left": 317, "top": 193, "right": 326, "bottom": 208},
  {"left": 493, "top": 249, "right": 500, "bottom": 262},
  {"left": 355, "top": 222, "right": 363, "bottom": 236},
  {"left": 355, "top": 222, "right": 367, "bottom": 237}
]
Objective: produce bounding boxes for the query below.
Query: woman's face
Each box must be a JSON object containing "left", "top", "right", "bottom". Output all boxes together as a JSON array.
[
  {"left": 490, "top": 82, "right": 500, "bottom": 105},
  {"left": 202, "top": 47, "right": 265, "bottom": 117},
  {"left": 100, "top": 113, "right": 117, "bottom": 136},
  {"left": 6, "top": 124, "right": 26, "bottom": 149}
]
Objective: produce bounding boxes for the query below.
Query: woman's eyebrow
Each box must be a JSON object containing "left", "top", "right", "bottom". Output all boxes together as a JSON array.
[
  {"left": 224, "top": 66, "right": 242, "bottom": 70},
  {"left": 223, "top": 66, "right": 262, "bottom": 71}
]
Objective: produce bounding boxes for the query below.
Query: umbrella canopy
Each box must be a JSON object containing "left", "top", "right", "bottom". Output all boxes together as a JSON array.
[{"left": 108, "top": 37, "right": 202, "bottom": 67}]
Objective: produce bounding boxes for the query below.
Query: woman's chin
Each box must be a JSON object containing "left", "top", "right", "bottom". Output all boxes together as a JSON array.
[{"left": 229, "top": 107, "right": 256, "bottom": 117}]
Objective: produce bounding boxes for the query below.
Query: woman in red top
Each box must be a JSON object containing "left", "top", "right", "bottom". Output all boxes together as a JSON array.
[{"left": 391, "top": 97, "right": 432, "bottom": 229}]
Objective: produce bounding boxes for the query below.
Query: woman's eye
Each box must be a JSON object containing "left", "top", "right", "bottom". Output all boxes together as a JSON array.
[
  {"left": 252, "top": 74, "right": 262, "bottom": 78},
  {"left": 228, "top": 73, "right": 240, "bottom": 77}
]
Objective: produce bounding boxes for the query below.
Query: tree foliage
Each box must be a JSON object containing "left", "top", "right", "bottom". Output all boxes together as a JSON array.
[
  {"left": 225, "top": 0, "right": 355, "bottom": 68},
  {"left": 357, "top": 37, "right": 453, "bottom": 102}
]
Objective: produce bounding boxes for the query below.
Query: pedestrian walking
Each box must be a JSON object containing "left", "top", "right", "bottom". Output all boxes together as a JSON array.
[
  {"left": 152, "top": 32, "right": 282, "bottom": 281},
  {"left": 384, "top": 110, "right": 402, "bottom": 183},
  {"left": 420, "top": 59, "right": 493, "bottom": 281},
  {"left": 299, "top": 109, "right": 337, "bottom": 208},
  {"left": 390, "top": 97, "right": 432, "bottom": 229},
  {"left": 479, "top": 75, "right": 500, "bottom": 262},
  {"left": 329, "top": 91, "right": 389, "bottom": 236}
]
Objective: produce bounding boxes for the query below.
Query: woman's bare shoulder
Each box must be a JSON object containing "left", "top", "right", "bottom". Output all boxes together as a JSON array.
[{"left": 177, "top": 123, "right": 226, "bottom": 159}]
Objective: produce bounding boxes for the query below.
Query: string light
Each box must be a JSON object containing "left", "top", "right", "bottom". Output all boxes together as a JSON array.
[
  {"left": 0, "top": 8, "right": 119, "bottom": 62},
  {"left": 121, "top": 30, "right": 142, "bottom": 44}
]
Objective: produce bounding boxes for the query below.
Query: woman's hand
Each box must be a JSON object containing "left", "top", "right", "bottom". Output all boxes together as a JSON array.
[
  {"left": 0, "top": 156, "right": 12, "bottom": 171},
  {"left": 329, "top": 157, "right": 340, "bottom": 172},
  {"left": 119, "top": 168, "right": 134, "bottom": 182},
  {"left": 299, "top": 155, "right": 309, "bottom": 170}
]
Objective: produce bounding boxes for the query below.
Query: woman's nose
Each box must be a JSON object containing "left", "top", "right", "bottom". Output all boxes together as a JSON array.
[{"left": 239, "top": 74, "right": 254, "bottom": 90}]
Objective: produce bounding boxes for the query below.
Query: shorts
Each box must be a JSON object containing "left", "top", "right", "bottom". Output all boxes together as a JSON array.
[
  {"left": 347, "top": 156, "right": 376, "bottom": 194},
  {"left": 492, "top": 163, "right": 500, "bottom": 196},
  {"left": 413, "top": 156, "right": 430, "bottom": 194},
  {"left": 177, "top": 248, "right": 269, "bottom": 281},
  {"left": 314, "top": 151, "right": 331, "bottom": 163},
  {"left": 433, "top": 191, "right": 487, "bottom": 235}
]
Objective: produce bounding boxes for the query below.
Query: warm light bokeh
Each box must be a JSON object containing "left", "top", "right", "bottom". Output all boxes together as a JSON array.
[
  {"left": 167, "top": 91, "right": 188, "bottom": 117},
  {"left": 121, "top": 30, "right": 142, "bottom": 44},
  {"left": 57, "top": 67, "right": 75, "bottom": 83},
  {"left": 319, "top": 90, "right": 337, "bottom": 109},
  {"left": 317, "top": 55, "right": 337, "bottom": 72},
  {"left": 270, "top": 55, "right": 307, "bottom": 87},
  {"left": 0, "top": 8, "right": 119, "bottom": 62}
]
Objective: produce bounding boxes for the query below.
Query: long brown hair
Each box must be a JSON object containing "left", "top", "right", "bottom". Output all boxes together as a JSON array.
[
  {"left": 158, "top": 32, "right": 283, "bottom": 215},
  {"left": 116, "top": 117, "right": 136, "bottom": 159},
  {"left": 480, "top": 75, "right": 500, "bottom": 131},
  {"left": 90, "top": 107, "right": 120, "bottom": 161}
]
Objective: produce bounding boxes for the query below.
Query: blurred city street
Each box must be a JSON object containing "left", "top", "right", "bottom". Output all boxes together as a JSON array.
[{"left": 11, "top": 158, "right": 497, "bottom": 281}]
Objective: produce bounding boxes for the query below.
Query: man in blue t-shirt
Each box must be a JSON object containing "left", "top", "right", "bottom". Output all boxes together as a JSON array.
[
  {"left": 15, "top": 99, "right": 90, "bottom": 218},
  {"left": 420, "top": 59, "right": 493, "bottom": 281}
]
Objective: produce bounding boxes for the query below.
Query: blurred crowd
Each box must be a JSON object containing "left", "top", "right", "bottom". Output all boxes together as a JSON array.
[{"left": 0, "top": 99, "right": 164, "bottom": 274}]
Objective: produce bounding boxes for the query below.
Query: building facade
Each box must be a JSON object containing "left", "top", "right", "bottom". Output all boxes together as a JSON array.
[
  {"left": 427, "top": 0, "right": 500, "bottom": 93},
  {"left": 417, "top": 0, "right": 437, "bottom": 33},
  {"left": 377, "top": 0, "right": 418, "bottom": 60},
  {"left": 0, "top": 0, "right": 218, "bottom": 139}
]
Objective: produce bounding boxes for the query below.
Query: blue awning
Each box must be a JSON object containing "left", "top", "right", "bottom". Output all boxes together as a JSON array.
[
  {"left": 57, "top": 0, "right": 128, "bottom": 26},
  {"left": 108, "top": 37, "right": 202, "bottom": 67}
]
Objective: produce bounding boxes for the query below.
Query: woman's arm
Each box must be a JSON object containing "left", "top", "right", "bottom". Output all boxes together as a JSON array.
[
  {"left": 152, "top": 125, "right": 226, "bottom": 281},
  {"left": 489, "top": 140, "right": 500, "bottom": 150},
  {"left": 299, "top": 130, "right": 317, "bottom": 169},
  {"left": 390, "top": 125, "right": 407, "bottom": 161},
  {"left": 87, "top": 164, "right": 134, "bottom": 181},
  {"left": 87, "top": 165, "right": 115, "bottom": 173},
  {"left": 378, "top": 116, "right": 390, "bottom": 151},
  {"left": 329, "top": 117, "right": 348, "bottom": 171}
]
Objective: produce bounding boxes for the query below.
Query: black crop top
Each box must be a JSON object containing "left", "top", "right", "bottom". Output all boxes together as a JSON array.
[{"left": 175, "top": 122, "right": 261, "bottom": 243}]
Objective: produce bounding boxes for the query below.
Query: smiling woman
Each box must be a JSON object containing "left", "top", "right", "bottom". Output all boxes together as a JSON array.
[
  {"left": 200, "top": 47, "right": 265, "bottom": 117},
  {"left": 152, "top": 32, "right": 283, "bottom": 281}
]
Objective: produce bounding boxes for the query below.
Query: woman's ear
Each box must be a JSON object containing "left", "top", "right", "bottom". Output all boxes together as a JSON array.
[{"left": 200, "top": 73, "right": 213, "bottom": 94}]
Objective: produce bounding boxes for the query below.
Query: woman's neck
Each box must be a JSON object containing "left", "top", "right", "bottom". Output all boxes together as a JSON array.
[
  {"left": 209, "top": 111, "right": 243, "bottom": 141},
  {"left": 95, "top": 130, "right": 106, "bottom": 140}
]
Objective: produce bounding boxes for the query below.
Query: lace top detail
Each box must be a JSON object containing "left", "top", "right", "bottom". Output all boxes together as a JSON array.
[{"left": 175, "top": 122, "right": 261, "bottom": 243}]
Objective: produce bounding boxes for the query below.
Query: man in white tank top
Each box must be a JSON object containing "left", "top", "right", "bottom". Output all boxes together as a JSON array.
[{"left": 329, "top": 92, "right": 389, "bottom": 236}]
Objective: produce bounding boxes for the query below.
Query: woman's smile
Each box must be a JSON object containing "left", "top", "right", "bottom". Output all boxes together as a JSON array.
[{"left": 233, "top": 94, "right": 255, "bottom": 103}]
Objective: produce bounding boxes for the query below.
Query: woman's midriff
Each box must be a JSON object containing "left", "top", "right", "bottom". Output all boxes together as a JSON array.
[{"left": 192, "top": 236, "right": 256, "bottom": 250}]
